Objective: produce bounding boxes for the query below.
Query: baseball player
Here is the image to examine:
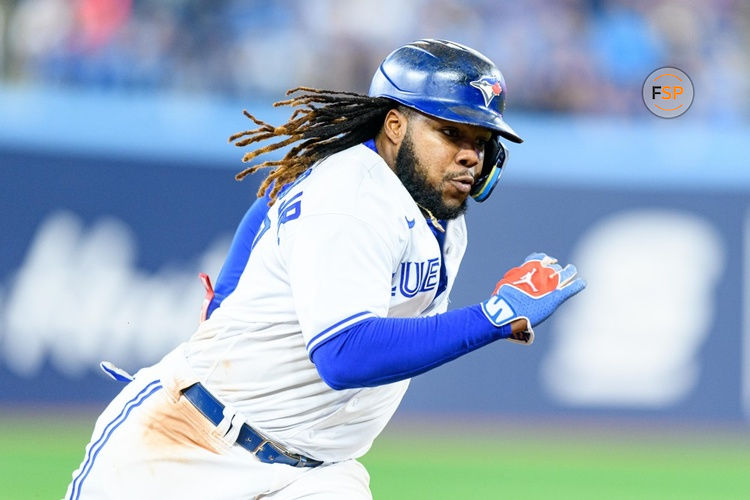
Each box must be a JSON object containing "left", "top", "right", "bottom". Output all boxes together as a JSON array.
[{"left": 66, "top": 39, "right": 585, "bottom": 499}]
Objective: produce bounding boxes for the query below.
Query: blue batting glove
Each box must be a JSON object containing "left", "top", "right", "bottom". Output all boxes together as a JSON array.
[{"left": 481, "top": 253, "right": 586, "bottom": 344}]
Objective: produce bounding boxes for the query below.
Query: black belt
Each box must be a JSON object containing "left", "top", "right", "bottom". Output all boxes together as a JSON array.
[{"left": 182, "top": 383, "right": 322, "bottom": 468}]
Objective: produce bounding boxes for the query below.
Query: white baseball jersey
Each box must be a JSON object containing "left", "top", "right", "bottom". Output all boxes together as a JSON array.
[{"left": 180, "top": 143, "right": 468, "bottom": 462}]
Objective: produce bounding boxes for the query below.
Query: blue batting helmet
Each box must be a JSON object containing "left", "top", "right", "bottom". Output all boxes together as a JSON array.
[{"left": 369, "top": 39, "right": 522, "bottom": 202}]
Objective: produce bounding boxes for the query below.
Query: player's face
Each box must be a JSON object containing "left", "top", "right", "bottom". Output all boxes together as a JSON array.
[{"left": 394, "top": 112, "right": 491, "bottom": 220}]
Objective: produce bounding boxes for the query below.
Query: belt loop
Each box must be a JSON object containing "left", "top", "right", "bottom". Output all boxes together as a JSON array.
[
  {"left": 223, "top": 412, "right": 246, "bottom": 445},
  {"left": 214, "top": 406, "right": 235, "bottom": 438}
]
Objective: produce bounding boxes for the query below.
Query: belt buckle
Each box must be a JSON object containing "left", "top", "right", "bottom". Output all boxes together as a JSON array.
[
  {"left": 249, "top": 430, "right": 316, "bottom": 467},
  {"left": 251, "top": 438, "right": 269, "bottom": 455},
  {"left": 261, "top": 439, "right": 304, "bottom": 467}
]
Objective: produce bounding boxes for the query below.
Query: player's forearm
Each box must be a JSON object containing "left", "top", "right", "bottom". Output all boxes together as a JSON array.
[{"left": 310, "top": 304, "right": 512, "bottom": 390}]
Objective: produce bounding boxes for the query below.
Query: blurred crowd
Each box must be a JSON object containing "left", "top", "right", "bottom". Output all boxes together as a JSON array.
[{"left": 0, "top": 0, "right": 748, "bottom": 118}]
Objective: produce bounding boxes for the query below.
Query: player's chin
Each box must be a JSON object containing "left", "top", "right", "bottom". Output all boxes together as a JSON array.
[
  {"left": 439, "top": 194, "right": 469, "bottom": 219},
  {"left": 442, "top": 186, "right": 470, "bottom": 206}
]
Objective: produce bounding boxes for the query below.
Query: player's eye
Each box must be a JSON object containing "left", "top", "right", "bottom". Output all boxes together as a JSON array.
[{"left": 441, "top": 127, "right": 459, "bottom": 138}]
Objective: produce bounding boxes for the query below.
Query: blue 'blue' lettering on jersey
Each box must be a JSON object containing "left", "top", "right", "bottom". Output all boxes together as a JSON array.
[
  {"left": 397, "top": 259, "right": 440, "bottom": 298},
  {"left": 399, "top": 261, "right": 424, "bottom": 298},
  {"left": 421, "top": 258, "right": 440, "bottom": 291}
]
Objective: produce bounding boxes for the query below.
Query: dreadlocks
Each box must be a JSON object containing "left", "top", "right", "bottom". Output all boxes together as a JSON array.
[{"left": 229, "top": 87, "right": 394, "bottom": 204}]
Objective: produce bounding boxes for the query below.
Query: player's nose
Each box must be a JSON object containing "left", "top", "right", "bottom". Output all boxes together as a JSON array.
[{"left": 455, "top": 145, "right": 480, "bottom": 174}]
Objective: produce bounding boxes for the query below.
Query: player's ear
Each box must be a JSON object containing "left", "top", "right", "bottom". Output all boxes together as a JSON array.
[{"left": 381, "top": 108, "right": 408, "bottom": 147}]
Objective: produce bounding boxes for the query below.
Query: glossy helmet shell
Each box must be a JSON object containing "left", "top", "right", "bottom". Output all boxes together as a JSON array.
[{"left": 369, "top": 39, "right": 522, "bottom": 144}]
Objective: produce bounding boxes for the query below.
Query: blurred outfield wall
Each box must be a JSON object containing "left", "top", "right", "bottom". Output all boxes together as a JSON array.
[{"left": 1, "top": 86, "right": 749, "bottom": 423}]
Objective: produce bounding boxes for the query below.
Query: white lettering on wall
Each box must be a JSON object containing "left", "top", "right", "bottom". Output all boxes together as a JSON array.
[{"left": 0, "top": 211, "right": 229, "bottom": 377}]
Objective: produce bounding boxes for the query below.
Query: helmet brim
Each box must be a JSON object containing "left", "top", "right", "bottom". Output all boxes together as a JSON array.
[
  {"left": 442, "top": 103, "right": 523, "bottom": 144},
  {"left": 385, "top": 96, "right": 523, "bottom": 144}
]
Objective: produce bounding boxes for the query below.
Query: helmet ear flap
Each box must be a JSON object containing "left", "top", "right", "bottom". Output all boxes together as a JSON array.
[{"left": 470, "top": 138, "right": 508, "bottom": 202}]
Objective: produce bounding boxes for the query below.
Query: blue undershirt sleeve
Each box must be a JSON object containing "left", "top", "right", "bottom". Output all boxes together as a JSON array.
[{"left": 310, "top": 304, "right": 513, "bottom": 390}]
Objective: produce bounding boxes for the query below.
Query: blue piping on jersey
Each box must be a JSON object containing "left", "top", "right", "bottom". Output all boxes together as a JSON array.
[
  {"left": 69, "top": 380, "right": 163, "bottom": 499},
  {"left": 306, "top": 310, "right": 375, "bottom": 352}
]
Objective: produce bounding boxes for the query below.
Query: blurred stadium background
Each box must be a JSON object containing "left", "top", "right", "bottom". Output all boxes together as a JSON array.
[{"left": 1, "top": 0, "right": 750, "bottom": 498}]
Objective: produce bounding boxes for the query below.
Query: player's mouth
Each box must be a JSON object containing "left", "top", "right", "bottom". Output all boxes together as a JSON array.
[{"left": 448, "top": 175, "right": 474, "bottom": 194}]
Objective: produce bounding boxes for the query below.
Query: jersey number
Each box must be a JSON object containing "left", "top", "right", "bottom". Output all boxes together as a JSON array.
[
  {"left": 278, "top": 192, "right": 303, "bottom": 226},
  {"left": 252, "top": 191, "right": 303, "bottom": 248}
]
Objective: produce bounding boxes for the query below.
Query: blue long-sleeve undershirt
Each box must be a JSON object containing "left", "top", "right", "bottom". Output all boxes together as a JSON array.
[{"left": 310, "top": 304, "right": 513, "bottom": 390}]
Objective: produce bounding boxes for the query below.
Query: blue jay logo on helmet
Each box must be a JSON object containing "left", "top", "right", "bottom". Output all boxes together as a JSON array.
[
  {"left": 470, "top": 78, "right": 504, "bottom": 107},
  {"left": 368, "top": 39, "right": 523, "bottom": 202}
]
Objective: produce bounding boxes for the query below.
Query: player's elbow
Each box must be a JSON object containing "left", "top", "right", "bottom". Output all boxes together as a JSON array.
[
  {"left": 311, "top": 342, "right": 363, "bottom": 391},
  {"left": 316, "top": 366, "right": 354, "bottom": 391}
]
